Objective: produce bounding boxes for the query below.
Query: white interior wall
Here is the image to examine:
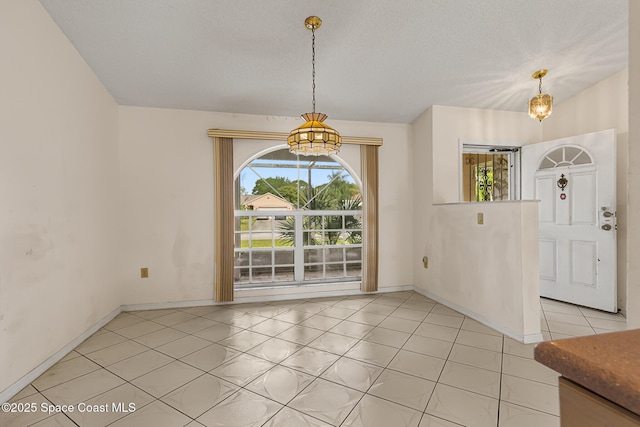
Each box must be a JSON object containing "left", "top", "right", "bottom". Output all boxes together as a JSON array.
[
  {"left": 427, "top": 201, "right": 541, "bottom": 342},
  {"left": 627, "top": 0, "right": 640, "bottom": 327},
  {"left": 541, "top": 69, "right": 629, "bottom": 140},
  {"left": 542, "top": 68, "right": 629, "bottom": 314},
  {"left": 118, "top": 106, "right": 413, "bottom": 305},
  {"left": 411, "top": 108, "right": 435, "bottom": 295},
  {"left": 118, "top": 107, "right": 216, "bottom": 304},
  {"left": 412, "top": 106, "right": 543, "bottom": 342},
  {"left": 0, "top": 0, "right": 120, "bottom": 394},
  {"left": 431, "top": 106, "right": 542, "bottom": 204}
]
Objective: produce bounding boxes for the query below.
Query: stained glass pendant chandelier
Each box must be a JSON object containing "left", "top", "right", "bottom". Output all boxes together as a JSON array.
[{"left": 288, "top": 16, "right": 342, "bottom": 156}]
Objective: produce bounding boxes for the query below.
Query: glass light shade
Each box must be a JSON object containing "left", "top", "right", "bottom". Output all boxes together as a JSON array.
[
  {"left": 288, "top": 112, "right": 342, "bottom": 156},
  {"left": 529, "top": 93, "right": 553, "bottom": 121}
]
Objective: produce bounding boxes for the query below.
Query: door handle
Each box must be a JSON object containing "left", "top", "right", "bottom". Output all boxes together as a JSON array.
[
  {"left": 603, "top": 211, "right": 614, "bottom": 218},
  {"left": 601, "top": 224, "right": 612, "bottom": 231}
]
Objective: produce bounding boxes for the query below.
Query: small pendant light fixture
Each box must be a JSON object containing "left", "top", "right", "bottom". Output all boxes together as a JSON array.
[
  {"left": 528, "top": 69, "right": 553, "bottom": 122},
  {"left": 288, "top": 16, "right": 342, "bottom": 156}
]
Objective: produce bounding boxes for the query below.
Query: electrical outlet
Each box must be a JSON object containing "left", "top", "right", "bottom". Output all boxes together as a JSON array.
[
  {"left": 141, "top": 267, "right": 149, "bottom": 278},
  {"left": 477, "top": 213, "right": 484, "bottom": 225}
]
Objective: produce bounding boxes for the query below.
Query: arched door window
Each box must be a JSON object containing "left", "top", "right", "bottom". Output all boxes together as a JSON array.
[{"left": 538, "top": 146, "right": 593, "bottom": 170}]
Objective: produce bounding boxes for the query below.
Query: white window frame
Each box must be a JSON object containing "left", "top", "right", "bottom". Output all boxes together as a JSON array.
[
  {"left": 233, "top": 209, "right": 363, "bottom": 287},
  {"left": 459, "top": 140, "right": 522, "bottom": 202},
  {"left": 233, "top": 146, "right": 363, "bottom": 288}
]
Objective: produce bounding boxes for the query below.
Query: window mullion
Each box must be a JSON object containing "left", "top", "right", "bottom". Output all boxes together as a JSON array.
[
  {"left": 271, "top": 218, "right": 275, "bottom": 282},
  {"left": 294, "top": 211, "right": 304, "bottom": 282}
]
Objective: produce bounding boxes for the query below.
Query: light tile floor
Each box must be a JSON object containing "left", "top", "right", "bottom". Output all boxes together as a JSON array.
[{"left": 2, "top": 292, "right": 629, "bottom": 427}]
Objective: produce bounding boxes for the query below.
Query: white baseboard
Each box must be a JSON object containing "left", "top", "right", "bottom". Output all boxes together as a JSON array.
[
  {"left": 413, "top": 288, "right": 543, "bottom": 344},
  {"left": 122, "top": 283, "right": 415, "bottom": 310},
  {"left": 0, "top": 306, "right": 122, "bottom": 404},
  {"left": 522, "top": 332, "right": 545, "bottom": 344},
  {"left": 122, "top": 299, "right": 229, "bottom": 312},
  {"left": 234, "top": 283, "right": 414, "bottom": 304},
  {"left": 377, "top": 285, "right": 416, "bottom": 293}
]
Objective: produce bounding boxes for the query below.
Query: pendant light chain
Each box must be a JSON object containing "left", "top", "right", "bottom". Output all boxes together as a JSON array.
[
  {"left": 539, "top": 77, "right": 543, "bottom": 95},
  {"left": 311, "top": 26, "right": 316, "bottom": 113},
  {"left": 287, "top": 16, "right": 342, "bottom": 156}
]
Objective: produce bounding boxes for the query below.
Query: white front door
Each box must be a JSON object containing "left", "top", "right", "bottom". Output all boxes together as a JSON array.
[{"left": 522, "top": 129, "right": 617, "bottom": 312}]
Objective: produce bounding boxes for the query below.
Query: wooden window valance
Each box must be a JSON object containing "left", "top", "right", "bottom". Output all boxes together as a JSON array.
[{"left": 207, "top": 129, "right": 382, "bottom": 146}]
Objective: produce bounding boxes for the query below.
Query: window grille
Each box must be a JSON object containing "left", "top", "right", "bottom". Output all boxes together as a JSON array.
[{"left": 462, "top": 147, "right": 518, "bottom": 202}]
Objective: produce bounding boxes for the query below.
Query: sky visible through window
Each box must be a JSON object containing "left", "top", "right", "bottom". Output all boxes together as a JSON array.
[{"left": 239, "top": 158, "right": 355, "bottom": 195}]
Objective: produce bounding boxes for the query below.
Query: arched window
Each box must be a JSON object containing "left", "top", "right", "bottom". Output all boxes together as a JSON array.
[{"left": 234, "top": 148, "right": 362, "bottom": 287}]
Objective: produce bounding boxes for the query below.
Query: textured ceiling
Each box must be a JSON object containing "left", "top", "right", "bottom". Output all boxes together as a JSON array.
[{"left": 38, "top": 0, "right": 628, "bottom": 124}]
